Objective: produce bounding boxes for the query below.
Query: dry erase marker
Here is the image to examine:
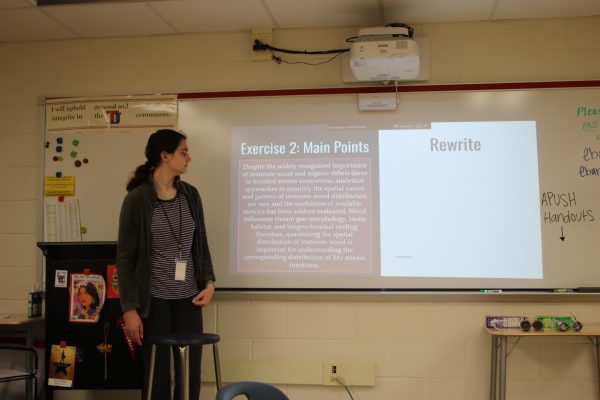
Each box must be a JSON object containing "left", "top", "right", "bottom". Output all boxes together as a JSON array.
[
  {"left": 553, "top": 288, "right": 573, "bottom": 293},
  {"left": 480, "top": 289, "right": 502, "bottom": 293}
]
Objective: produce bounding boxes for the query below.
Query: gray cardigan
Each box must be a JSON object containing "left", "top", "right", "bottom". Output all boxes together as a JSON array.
[{"left": 116, "top": 177, "right": 216, "bottom": 318}]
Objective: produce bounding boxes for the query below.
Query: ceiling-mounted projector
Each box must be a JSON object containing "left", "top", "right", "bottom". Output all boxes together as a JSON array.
[{"left": 349, "top": 25, "right": 420, "bottom": 81}]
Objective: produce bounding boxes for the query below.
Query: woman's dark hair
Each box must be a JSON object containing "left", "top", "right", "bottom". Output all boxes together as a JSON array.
[
  {"left": 78, "top": 282, "right": 100, "bottom": 310},
  {"left": 126, "top": 129, "right": 187, "bottom": 191}
]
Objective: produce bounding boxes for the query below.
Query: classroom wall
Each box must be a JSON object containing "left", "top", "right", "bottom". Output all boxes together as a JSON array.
[{"left": 1, "top": 16, "right": 600, "bottom": 400}]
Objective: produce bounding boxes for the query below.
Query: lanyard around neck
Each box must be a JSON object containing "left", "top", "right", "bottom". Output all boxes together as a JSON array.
[{"left": 158, "top": 193, "right": 183, "bottom": 259}]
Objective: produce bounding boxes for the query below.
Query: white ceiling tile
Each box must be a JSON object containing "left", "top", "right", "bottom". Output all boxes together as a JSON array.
[
  {"left": 0, "top": 0, "right": 599, "bottom": 42},
  {"left": 0, "top": 7, "right": 76, "bottom": 41},
  {"left": 150, "top": 0, "right": 275, "bottom": 33},
  {"left": 264, "top": 0, "right": 381, "bottom": 28},
  {"left": 383, "top": 0, "right": 497, "bottom": 24},
  {"left": 494, "top": 0, "right": 600, "bottom": 20},
  {"left": 43, "top": 2, "right": 175, "bottom": 38}
]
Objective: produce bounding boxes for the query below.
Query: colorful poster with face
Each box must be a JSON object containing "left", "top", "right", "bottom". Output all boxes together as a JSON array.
[{"left": 69, "top": 272, "right": 105, "bottom": 323}]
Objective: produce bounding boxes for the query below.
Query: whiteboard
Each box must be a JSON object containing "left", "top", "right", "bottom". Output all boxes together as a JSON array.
[{"left": 43, "top": 86, "right": 600, "bottom": 290}]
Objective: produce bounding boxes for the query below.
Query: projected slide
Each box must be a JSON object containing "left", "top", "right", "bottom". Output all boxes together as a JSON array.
[
  {"left": 379, "top": 121, "right": 542, "bottom": 279},
  {"left": 233, "top": 125, "right": 377, "bottom": 274},
  {"left": 231, "top": 121, "right": 542, "bottom": 280}
]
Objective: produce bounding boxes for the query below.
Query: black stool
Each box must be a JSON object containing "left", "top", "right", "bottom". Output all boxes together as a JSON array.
[{"left": 146, "top": 332, "right": 222, "bottom": 400}]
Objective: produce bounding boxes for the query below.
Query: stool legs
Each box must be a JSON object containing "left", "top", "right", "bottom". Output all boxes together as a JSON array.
[
  {"left": 176, "top": 345, "right": 190, "bottom": 400},
  {"left": 147, "top": 344, "right": 190, "bottom": 400},
  {"left": 146, "top": 344, "right": 157, "bottom": 400},
  {"left": 213, "top": 343, "right": 222, "bottom": 389},
  {"left": 145, "top": 342, "right": 222, "bottom": 400}
]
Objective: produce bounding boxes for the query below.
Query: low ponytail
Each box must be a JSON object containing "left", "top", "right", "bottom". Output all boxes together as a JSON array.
[
  {"left": 126, "top": 162, "right": 152, "bottom": 192},
  {"left": 125, "top": 129, "right": 186, "bottom": 192}
]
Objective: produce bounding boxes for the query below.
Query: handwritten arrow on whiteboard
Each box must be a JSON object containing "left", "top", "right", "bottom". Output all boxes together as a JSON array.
[{"left": 560, "top": 226, "right": 565, "bottom": 241}]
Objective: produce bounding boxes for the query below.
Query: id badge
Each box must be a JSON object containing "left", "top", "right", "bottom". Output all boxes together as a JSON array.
[{"left": 175, "top": 258, "right": 186, "bottom": 281}]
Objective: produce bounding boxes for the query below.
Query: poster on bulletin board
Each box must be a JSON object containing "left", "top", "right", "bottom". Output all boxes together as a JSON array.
[{"left": 69, "top": 272, "right": 106, "bottom": 323}]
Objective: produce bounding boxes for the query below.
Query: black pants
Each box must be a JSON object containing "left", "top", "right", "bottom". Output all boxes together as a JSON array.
[{"left": 142, "top": 296, "right": 203, "bottom": 400}]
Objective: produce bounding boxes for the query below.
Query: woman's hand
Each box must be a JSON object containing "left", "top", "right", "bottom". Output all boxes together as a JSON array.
[
  {"left": 123, "top": 308, "right": 143, "bottom": 346},
  {"left": 192, "top": 282, "right": 215, "bottom": 307}
]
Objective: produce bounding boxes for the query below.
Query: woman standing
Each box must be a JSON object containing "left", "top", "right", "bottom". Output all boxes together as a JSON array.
[{"left": 117, "top": 129, "right": 216, "bottom": 400}]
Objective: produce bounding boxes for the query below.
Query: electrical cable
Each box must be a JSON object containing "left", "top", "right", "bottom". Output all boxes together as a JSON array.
[
  {"left": 334, "top": 376, "right": 356, "bottom": 400},
  {"left": 385, "top": 22, "right": 414, "bottom": 37},
  {"left": 345, "top": 22, "right": 414, "bottom": 43},
  {"left": 253, "top": 39, "right": 349, "bottom": 55},
  {"left": 253, "top": 39, "right": 349, "bottom": 66},
  {"left": 271, "top": 51, "right": 345, "bottom": 66}
]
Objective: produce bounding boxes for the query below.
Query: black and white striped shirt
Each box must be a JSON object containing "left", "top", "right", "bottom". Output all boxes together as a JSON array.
[{"left": 149, "top": 192, "right": 198, "bottom": 299}]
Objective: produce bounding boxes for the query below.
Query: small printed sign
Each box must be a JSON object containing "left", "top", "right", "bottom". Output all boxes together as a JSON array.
[
  {"left": 55, "top": 270, "right": 68, "bottom": 288},
  {"left": 44, "top": 176, "right": 75, "bottom": 196}
]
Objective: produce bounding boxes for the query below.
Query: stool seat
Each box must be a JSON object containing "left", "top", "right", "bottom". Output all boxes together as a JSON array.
[
  {"left": 146, "top": 332, "right": 222, "bottom": 400},
  {"left": 147, "top": 332, "right": 220, "bottom": 346}
]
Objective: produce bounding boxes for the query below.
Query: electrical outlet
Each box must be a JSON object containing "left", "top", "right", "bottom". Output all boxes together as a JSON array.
[
  {"left": 323, "top": 362, "right": 348, "bottom": 386},
  {"left": 251, "top": 28, "right": 272, "bottom": 61}
]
